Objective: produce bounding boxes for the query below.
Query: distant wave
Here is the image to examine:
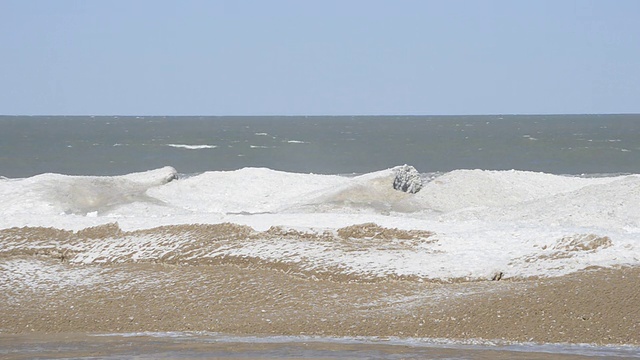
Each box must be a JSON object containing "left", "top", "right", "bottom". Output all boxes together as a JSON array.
[{"left": 166, "top": 144, "right": 217, "bottom": 150}]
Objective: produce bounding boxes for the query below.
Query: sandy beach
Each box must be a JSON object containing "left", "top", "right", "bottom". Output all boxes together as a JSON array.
[{"left": 1, "top": 258, "right": 638, "bottom": 346}]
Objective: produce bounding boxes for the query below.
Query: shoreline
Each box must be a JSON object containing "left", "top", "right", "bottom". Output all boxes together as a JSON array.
[
  {"left": 5, "top": 333, "right": 635, "bottom": 360},
  {"left": 1, "top": 260, "right": 638, "bottom": 346}
]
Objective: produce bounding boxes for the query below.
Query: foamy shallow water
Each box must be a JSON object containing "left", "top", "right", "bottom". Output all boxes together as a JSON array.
[{"left": 1, "top": 166, "right": 639, "bottom": 281}]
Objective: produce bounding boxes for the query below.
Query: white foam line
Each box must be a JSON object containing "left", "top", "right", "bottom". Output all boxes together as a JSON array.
[{"left": 166, "top": 144, "right": 217, "bottom": 150}]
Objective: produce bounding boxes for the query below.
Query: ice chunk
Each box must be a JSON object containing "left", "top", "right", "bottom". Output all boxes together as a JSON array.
[{"left": 393, "top": 165, "right": 423, "bottom": 194}]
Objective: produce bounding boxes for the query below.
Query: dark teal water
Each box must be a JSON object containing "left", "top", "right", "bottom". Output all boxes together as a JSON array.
[{"left": 1, "top": 115, "right": 639, "bottom": 178}]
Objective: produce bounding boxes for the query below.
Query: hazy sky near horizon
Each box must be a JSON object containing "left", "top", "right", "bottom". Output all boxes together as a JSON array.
[{"left": 1, "top": 1, "right": 639, "bottom": 116}]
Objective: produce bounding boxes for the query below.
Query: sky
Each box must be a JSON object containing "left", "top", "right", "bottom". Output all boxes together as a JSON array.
[{"left": 1, "top": 0, "right": 639, "bottom": 116}]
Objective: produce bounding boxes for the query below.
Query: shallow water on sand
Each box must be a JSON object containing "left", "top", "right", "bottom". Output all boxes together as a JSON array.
[{"left": 2, "top": 333, "right": 639, "bottom": 360}]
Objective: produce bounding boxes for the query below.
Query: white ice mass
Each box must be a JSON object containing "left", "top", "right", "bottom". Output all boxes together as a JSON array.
[{"left": 0, "top": 165, "right": 639, "bottom": 281}]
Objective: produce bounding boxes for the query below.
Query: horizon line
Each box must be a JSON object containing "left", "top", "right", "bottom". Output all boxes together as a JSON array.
[{"left": 1, "top": 113, "right": 639, "bottom": 117}]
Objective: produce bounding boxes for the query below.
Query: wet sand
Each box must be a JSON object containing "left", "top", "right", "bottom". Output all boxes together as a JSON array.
[
  {"left": 4, "top": 332, "right": 630, "bottom": 360},
  {"left": 1, "top": 259, "right": 638, "bottom": 346}
]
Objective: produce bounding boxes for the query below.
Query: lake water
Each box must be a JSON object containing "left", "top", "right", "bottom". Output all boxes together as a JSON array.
[{"left": 1, "top": 114, "right": 639, "bottom": 177}]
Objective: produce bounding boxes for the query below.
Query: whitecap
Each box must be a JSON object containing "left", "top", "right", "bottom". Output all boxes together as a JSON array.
[{"left": 166, "top": 144, "right": 217, "bottom": 150}]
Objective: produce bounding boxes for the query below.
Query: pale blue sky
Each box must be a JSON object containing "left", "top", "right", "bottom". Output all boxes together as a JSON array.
[{"left": 1, "top": 0, "right": 638, "bottom": 115}]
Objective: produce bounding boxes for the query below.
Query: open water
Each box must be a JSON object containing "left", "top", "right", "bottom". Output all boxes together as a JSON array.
[{"left": 1, "top": 114, "right": 639, "bottom": 177}]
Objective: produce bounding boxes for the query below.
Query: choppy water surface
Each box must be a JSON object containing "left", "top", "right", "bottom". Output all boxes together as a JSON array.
[{"left": 1, "top": 114, "right": 639, "bottom": 177}]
